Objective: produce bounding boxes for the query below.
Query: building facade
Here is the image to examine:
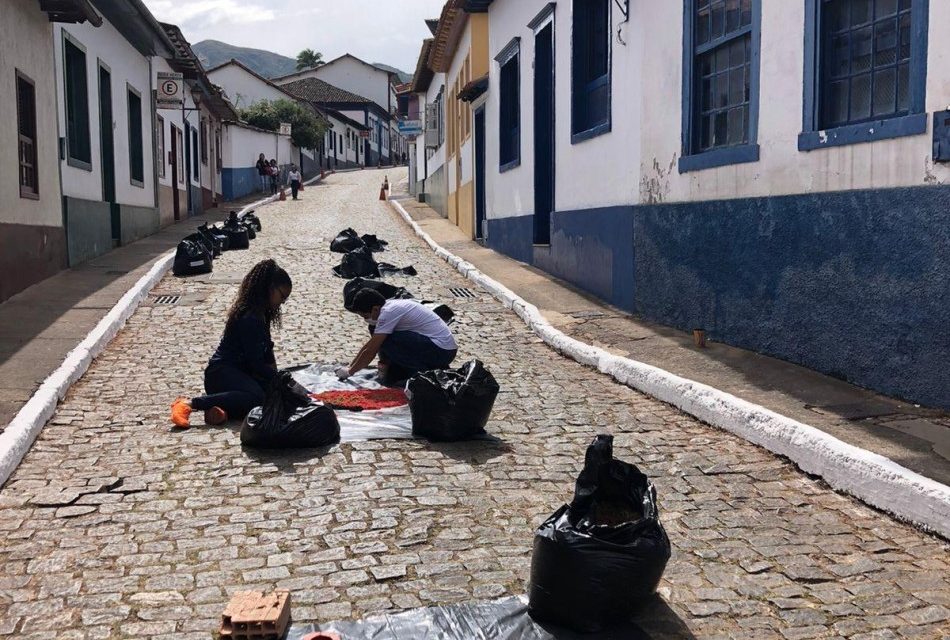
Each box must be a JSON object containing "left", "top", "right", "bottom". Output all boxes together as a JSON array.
[
  {"left": 410, "top": 34, "right": 449, "bottom": 216},
  {"left": 474, "top": 0, "right": 950, "bottom": 408}
]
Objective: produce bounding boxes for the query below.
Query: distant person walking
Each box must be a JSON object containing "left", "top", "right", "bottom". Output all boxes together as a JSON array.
[
  {"left": 268, "top": 159, "right": 279, "bottom": 195},
  {"left": 255, "top": 153, "right": 269, "bottom": 192},
  {"left": 288, "top": 164, "right": 302, "bottom": 200}
]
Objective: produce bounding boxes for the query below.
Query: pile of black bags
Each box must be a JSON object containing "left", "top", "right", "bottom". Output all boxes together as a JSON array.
[
  {"left": 407, "top": 360, "right": 499, "bottom": 441},
  {"left": 173, "top": 210, "right": 262, "bottom": 277},
  {"left": 241, "top": 371, "right": 340, "bottom": 449},
  {"left": 330, "top": 228, "right": 388, "bottom": 253},
  {"left": 332, "top": 247, "right": 417, "bottom": 279},
  {"left": 528, "top": 434, "right": 671, "bottom": 632}
]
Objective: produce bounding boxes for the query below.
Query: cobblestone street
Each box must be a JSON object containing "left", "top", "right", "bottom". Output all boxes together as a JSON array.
[{"left": 0, "top": 168, "right": 947, "bottom": 639}]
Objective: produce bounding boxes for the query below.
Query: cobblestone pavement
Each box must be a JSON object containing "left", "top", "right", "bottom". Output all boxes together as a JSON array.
[{"left": 0, "top": 168, "right": 947, "bottom": 639}]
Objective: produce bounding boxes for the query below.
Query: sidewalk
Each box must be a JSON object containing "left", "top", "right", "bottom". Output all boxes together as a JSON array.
[
  {"left": 0, "top": 195, "right": 264, "bottom": 433},
  {"left": 392, "top": 183, "right": 950, "bottom": 487}
]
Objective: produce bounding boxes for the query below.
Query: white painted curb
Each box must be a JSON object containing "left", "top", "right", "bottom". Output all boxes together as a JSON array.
[
  {"left": 389, "top": 198, "right": 950, "bottom": 538},
  {"left": 0, "top": 176, "right": 325, "bottom": 488}
]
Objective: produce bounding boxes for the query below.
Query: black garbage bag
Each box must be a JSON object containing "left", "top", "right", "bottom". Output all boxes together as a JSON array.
[
  {"left": 528, "top": 434, "right": 671, "bottom": 633},
  {"left": 240, "top": 210, "right": 262, "bottom": 232},
  {"left": 172, "top": 238, "right": 213, "bottom": 276},
  {"left": 200, "top": 222, "right": 230, "bottom": 252},
  {"left": 407, "top": 360, "right": 499, "bottom": 441},
  {"left": 343, "top": 277, "right": 414, "bottom": 311},
  {"left": 221, "top": 217, "right": 250, "bottom": 250},
  {"left": 226, "top": 210, "right": 255, "bottom": 240},
  {"left": 330, "top": 228, "right": 365, "bottom": 253},
  {"left": 361, "top": 234, "right": 388, "bottom": 252},
  {"left": 423, "top": 302, "right": 455, "bottom": 325},
  {"left": 241, "top": 371, "right": 340, "bottom": 449},
  {"left": 333, "top": 246, "right": 381, "bottom": 278},
  {"left": 183, "top": 231, "right": 215, "bottom": 258},
  {"left": 378, "top": 262, "right": 418, "bottom": 276},
  {"left": 194, "top": 226, "right": 222, "bottom": 258}
]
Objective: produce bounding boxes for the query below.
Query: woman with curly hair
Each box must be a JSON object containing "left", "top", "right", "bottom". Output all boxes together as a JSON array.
[{"left": 170, "top": 259, "right": 292, "bottom": 428}]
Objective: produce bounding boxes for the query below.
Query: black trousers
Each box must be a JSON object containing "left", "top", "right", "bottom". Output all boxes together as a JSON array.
[
  {"left": 291, "top": 180, "right": 300, "bottom": 199},
  {"left": 191, "top": 364, "right": 265, "bottom": 418}
]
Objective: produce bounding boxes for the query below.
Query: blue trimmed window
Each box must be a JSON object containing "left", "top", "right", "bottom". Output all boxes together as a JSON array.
[
  {"left": 498, "top": 44, "right": 521, "bottom": 171},
  {"left": 800, "top": 0, "right": 929, "bottom": 151},
  {"left": 571, "top": 0, "right": 611, "bottom": 142},
  {"left": 680, "top": 0, "right": 760, "bottom": 173}
]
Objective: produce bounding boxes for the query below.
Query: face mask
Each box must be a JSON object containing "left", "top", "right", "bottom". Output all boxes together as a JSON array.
[{"left": 363, "top": 317, "right": 376, "bottom": 326}]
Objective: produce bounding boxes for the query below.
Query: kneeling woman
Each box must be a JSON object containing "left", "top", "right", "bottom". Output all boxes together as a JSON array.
[{"left": 171, "top": 259, "right": 292, "bottom": 427}]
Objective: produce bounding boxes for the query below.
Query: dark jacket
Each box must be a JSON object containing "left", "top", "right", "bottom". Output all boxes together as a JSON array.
[
  {"left": 256, "top": 158, "right": 269, "bottom": 176},
  {"left": 208, "top": 314, "right": 277, "bottom": 382}
]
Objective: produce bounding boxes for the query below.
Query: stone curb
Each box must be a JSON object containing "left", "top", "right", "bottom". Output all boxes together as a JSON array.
[
  {"left": 0, "top": 174, "right": 325, "bottom": 488},
  {"left": 388, "top": 197, "right": 950, "bottom": 538}
]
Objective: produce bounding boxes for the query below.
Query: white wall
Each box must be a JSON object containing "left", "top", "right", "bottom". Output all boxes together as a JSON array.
[
  {"left": 208, "top": 63, "right": 289, "bottom": 110},
  {"left": 0, "top": 0, "right": 62, "bottom": 227},
  {"left": 447, "top": 22, "right": 474, "bottom": 192},
  {"left": 54, "top": 16, "right": 155, "bottom": 208},
  {"left": 639, "top": 0, "right": 950, "bottom": 204},
  {"left": 486, "top": 0, "right": 641, "bottom": 220},
  {"left": 424, "top": 73, "right": 447, "bottom": 176},
  {"left": 223, "top": 123, "right": 292, "bottom": 170},
  {"left": 312, "top": 56, "right": 392, "bottom": 114}
]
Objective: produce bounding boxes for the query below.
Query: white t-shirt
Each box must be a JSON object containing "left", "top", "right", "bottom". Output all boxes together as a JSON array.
[
  {"left": 374, "top": 300, "right": 457, "bottom": 350},
  {"left": 288, "top": 170, "right": 301, "bottom": 182}
]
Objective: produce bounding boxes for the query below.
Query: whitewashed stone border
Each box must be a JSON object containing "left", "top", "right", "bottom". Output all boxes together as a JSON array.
[{"left": 389, "top": 198, "right": 950, "bottom": 538}]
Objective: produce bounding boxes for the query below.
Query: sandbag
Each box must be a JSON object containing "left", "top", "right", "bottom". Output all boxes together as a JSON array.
[
  {"left": 172, "top": 238, "right": 212, "bottom": 276},
  {"left": 343, "top": 277, "right": 414, "bottom": 311},
  {"left": 333, "top": 247, "right": 380, "bottom": 279},
  {"left": 528, "top": 434, "right": 671, "bottom": 633},
  {"left": 407, "top": 360, "right": 498, "bottom": 441},
  {"left": 330, "top": 228, "right": 364, "bottom": 253},
  {"left": 361, "top": 234, "right": 388, "bottom": 252},
  {"left": 241, "top": 371, "right": 340, "bottom": 449},
  {"left": 240, "top": 210, "right": 262, "bottom": 232}
]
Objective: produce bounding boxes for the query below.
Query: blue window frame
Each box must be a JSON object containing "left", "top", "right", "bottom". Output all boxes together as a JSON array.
[
  {"left": 800, "top": 0, "right": 928, "bottom": 151},
  {"left": 571, "top": 0, "right": 611, "bottom": 143},
  {"left": 680, "top": 0, "right": 761, "bottom": 172},
  {"left": 496, "top": 38, "right": 521, "bottom": 171}
]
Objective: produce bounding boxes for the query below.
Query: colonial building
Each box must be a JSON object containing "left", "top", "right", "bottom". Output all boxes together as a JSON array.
[
  {"left": 0, "top": 0, "right": 101, "bottom": 302},
  {"left": 476, "top": 0, "right": 950, "bottom": 408},
  {"left": 410, "top": 33, "right": 449, "bottom": 216}
]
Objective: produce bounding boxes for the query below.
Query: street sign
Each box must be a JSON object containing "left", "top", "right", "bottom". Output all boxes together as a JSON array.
[
  {"left": 157, "top": 71, "right": 183, "bottom": 108},
  {"left": 398, "top": 119, "right": 423, "bottom": 136},
  {"left": 279, "top": 122, "right": 292, "bottom": 136}
]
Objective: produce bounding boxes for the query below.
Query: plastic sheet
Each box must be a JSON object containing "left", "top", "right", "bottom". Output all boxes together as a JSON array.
[
  {"left": 285, "top": 595, "right": 652, "bottom": 640},
  {"left": 528, "top": 435, "right": 671, "bottom": 633},
  {"left": 172, "top": 239, "right": 212, "bottom": 276},
  {"left": 240, "top": 372, "right": 340, "bottom": 449},
  {"left": 407, "top": 360, "right": 499, "bottom": 441}
]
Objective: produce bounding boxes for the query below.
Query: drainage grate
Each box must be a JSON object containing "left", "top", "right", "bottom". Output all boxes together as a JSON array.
[
  {"left": 153, "top": 295, "right": 181, "bottom": 305},
  {"left": 449, "top": 287, "right": 477, "bottom": 299}
]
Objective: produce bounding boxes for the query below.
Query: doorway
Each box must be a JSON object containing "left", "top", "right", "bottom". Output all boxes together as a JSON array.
[
  {"left": 98, "top": 63, "right": 117, "bottom": 241},
  {"left": 533, "top": 22, "right": 555, "bottom": 245},
  {"left": 474, "top": 107, "right": 486, "bottom": 240},
  {"left": 170, "top": 124, "right": 181, "bottom": 220}
]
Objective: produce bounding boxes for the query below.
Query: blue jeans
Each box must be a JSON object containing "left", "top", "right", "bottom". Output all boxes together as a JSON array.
[
  {"left": 260, "top": 175, "right": 268, "bottom": 192},
  {"left": 380, "top": 331, "right": 457, "bottom": 379},
  {"left": 191, "top": 364, "right": 266, "bottom": 418}
]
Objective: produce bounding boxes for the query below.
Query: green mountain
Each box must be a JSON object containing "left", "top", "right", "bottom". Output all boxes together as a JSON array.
[
  {"left": 371, "top": 63, "right": 412, "bottom": 84},
  {"left": 192, "top": 40, "right": 297, "bottom": 78}
]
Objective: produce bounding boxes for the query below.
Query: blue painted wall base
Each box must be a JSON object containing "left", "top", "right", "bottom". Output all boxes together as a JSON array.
[
  {"left": 222, "top": 167, "right": 261, "bottom": 201},
  {"left": 486, "top": 184, "right": 950, "bottom": 409}
]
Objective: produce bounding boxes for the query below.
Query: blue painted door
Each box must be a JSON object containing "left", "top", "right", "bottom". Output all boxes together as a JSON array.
[
  {"left": 533, "top": 22, "right": 555, "bottom": 245},
  {"left": 474, "top": 107, "right": 486, "bottom": 240}
]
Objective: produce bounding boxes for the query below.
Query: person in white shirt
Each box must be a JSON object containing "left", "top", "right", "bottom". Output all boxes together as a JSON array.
[
  {"left": 337, "top": 289, "right": 457, "bottom": 384},
  {"left": 288, "top": 164, "right": 302, "bottom": 200}
]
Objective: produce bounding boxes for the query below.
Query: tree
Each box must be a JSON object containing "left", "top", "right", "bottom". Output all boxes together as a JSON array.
[
  {"left": 240, "top": 99, "right": 327, "bottom": 150},
  {"left": 296, "top": 49, "right": 325, "bottom": 71}
]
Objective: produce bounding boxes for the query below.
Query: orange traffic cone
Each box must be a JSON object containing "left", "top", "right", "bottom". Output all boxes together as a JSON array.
[
  {"left": 278, "top": 188, "right": 287, "bottom": 201},
  {"left": 320, "top": 169, "right": 325, "bottom": 179},
  {"left": 298, "top": 182, "right": 304, "bottom": 192},
  {"left": 379, "top": 184, "right": 387, "bottom": 201}
]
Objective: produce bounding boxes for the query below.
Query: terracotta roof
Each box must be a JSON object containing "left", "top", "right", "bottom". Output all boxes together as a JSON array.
[
  {"left": 410, "top": 39, "right": 435, "bottom": 94},
  {"left": 458, "top": 74, "right": 488, "bottom": 102},
  {"left": 428, "top": 0, "right": 466, "bottom": 73},
  {"left": 279, "top": 77, "right": 374, "bottom": 105},
  {"left": 425, "top": 18, "right": 439, "bottom": 35}
]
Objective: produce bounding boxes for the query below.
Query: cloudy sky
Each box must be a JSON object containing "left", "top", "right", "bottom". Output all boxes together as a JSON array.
[{"left": 142, "top": 0, "right": 445, "bottom": 72}]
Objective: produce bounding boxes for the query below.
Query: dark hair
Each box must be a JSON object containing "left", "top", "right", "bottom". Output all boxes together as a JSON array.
[
  {"left": 227, "top": 259, "right": 292, "bottom": 329},
  {"left": 351, "top": 288, "right": 386, "bottom": 314}
]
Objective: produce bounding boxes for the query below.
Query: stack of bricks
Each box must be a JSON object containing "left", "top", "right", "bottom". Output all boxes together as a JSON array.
[{"left": 220, "top": 590, "right": 291, "bottom": 640}]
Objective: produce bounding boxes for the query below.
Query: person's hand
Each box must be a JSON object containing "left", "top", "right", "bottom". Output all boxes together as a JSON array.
[{"left": 335, "top": 366, "right": 351, "bottom": 380}]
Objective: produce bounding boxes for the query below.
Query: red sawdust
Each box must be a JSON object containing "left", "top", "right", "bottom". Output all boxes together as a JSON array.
[{"left": 311, "top": 388, "right": 408, "bottom": 411}]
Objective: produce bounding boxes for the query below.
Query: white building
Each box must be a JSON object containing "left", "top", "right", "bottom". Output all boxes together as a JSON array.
[
  {"left": 410, "top": 34, "right": 449, "bottom": 216},
  {"left": 477, "top": 0, "right": 950, "bottom": 409},
  {"left": 0, "top": 0, "right": 101, "bottom": 302},
  {"left": 53, "top": 0, "right": 174, "bottom": 265}
]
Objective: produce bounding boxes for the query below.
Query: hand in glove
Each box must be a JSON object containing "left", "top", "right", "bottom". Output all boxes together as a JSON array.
[{"left": 335, "top": 366, "right": 351, "bottom": 380}]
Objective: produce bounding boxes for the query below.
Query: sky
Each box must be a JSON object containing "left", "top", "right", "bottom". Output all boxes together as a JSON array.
[{"left": 142, "top": 0, "right": 445, "bottom": 72}]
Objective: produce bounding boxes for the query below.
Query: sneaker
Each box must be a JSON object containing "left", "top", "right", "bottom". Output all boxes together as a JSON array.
[
  {"left": 170, "top": 397, "right": 192, "bottom": 428},
  {"left": 204, "top": 406, "right": 228, "bottom": 425}
]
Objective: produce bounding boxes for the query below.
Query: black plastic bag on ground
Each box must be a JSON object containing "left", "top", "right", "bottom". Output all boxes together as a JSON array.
[
  {"left": 183, "top": 232, "right": 215, "bottom": 258},
  {"left": 241, "top": 371, "right": 340, "bottom": 449},
  {"left": 407, "top": 360, "right": 499, "bottom": 441},
  {"left": 200, "top": 222, "right": 230, "bottom": 252},
  {"left": 220, "top": 220, "right": 250, "bottom": 250},
  {"left": 343, "top": 277, "right": 414, "bottom": 311},
  {"left": 240, "top": 210, "right": 262, "bottom": 232},
  {"left": 172, "top": 238, "right": 212, "bottom": 276},
  {"left": 528, "top": 434, "right": 671, "bottom": 633},
  {"left": 361, "top": 234, "right": 388, "bottom": 252},
  {"left": 226, "top": 211, "right": 255, "bottom": 240},
  {"left": 378, "top": 262, "right": 417, "bottom": 276},
  {"left": 195, "top": 226, "right": 222, "bottom": 257},
  {"left": 333, "top": 246, "right": 380, "bottom": 278},
  {"left": 330, "top": 228, "right": 365, "bottom": 253}
]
